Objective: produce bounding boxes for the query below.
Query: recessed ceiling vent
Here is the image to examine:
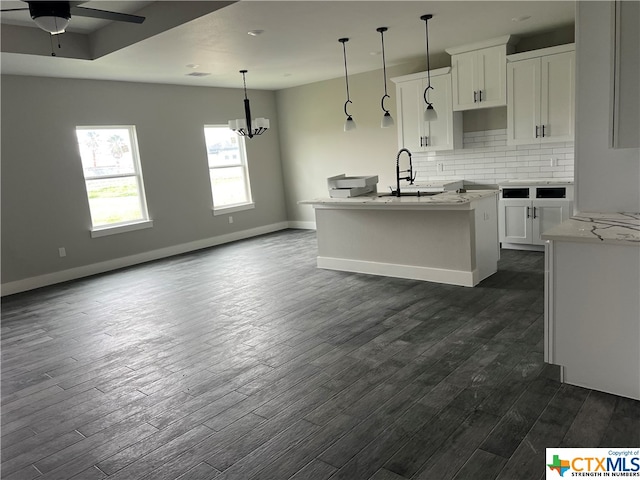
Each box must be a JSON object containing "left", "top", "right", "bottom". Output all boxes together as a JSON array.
[{"left": 186, "top": 72, "right": 211, "bottom": 77}]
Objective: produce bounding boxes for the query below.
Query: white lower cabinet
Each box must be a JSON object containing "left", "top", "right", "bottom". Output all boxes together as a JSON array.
[
  {"left": 499, "top": 184, "right": 573, "bottom": 249},
  {"left": 545, "top": 239, "right": 640, "bottom": 400}
]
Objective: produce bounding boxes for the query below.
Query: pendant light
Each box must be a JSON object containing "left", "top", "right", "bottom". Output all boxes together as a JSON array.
[
  {"left": 228, "top": 70, "right": 270, "bottom": 139},
  {"left": 377, "top": 27, "right": 394, "bottom": 128},
  {"left": 421, "top": 14, "right": 437, "bottom": 122},
  {"left": 339, "top": 38, "right": 356, "bottom": 131}
]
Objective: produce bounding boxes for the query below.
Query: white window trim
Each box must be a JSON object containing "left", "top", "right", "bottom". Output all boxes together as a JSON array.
[
  {"left": 204, "top": 125, "right": 253, "bottom": 212},
  {"left": 76, "top": 125, "right": 150, "bottom": 232},
  {"left": 90, "top": 220, "right": 154, "bottom": 238},
  {"left": 212, "top": 203, "right": 255, "bottom": 216}
]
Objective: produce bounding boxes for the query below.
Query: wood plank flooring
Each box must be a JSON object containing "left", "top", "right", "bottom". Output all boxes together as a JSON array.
[{"left": 2, "top": 229, "right": 639, "bottom": 480}]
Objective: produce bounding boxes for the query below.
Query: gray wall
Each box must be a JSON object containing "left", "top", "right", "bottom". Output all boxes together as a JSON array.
[
  {"left": 575, "top": 2, "right": 640, "bottom": 212},
  {"left": 1, "top": 75, "right": 287, "bottom": 285},
  {"left": 276, "top": 63, "right": 420, "bottom": 225}
]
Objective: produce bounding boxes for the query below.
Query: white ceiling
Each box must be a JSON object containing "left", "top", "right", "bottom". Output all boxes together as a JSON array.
[{"left": 0, "top": 0, "right": 576, "bottom": 91}]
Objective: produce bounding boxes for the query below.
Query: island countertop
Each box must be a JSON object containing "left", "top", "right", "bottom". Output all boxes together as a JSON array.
[
  {"left": 300, "top": 190, "right": 498, "bottom": 210},
  {"left": 498, "top": 178, "right": 574, "bottom": 186},
  {"left": 542, "top": 212, "right": 640, "bottom": 246}
]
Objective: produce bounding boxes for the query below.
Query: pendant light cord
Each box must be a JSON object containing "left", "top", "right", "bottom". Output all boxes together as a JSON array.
[
  {"left": 339, "top": 38, "right": 353, "bottom": 118},
  {"left": 425, "top": 17, "right": 431, "bottom": 88},
  {"left": 380, "top": 29, "right": 388, "bottom": 97},
  {"left": 341, "top": 40, "right": 351, "bottom": 103},
  {"left": 421, "top": 14, "right": 434, "bottom": 106}
]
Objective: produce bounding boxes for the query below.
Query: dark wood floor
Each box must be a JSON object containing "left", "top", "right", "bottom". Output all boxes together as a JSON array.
[{"left": 2, "top": 229, "right": 638, "bottom": 480}]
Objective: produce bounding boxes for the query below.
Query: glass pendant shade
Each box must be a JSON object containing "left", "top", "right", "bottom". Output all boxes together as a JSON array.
[
  {"left": 34, "top": 16, "right": 69, "bottom": 34},
  {"left": 381, "top": 112, "right": 394, "bottom": 128},
  {"left": 424, "top": 104, "right": 438, "bottom": 122},
  {"left": 344, "top": 116, "right": 356, "bottom": 132}
]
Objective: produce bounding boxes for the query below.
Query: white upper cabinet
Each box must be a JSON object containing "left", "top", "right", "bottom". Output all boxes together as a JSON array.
[
  {"left": 392, "top": 68, "right": 462, "bottom": 153},
  {"left": 446, "top": 36, "right": 517, "bottom": 111},
  {"left": 507, "top": 45, "right": 575, "bottom": 145}
]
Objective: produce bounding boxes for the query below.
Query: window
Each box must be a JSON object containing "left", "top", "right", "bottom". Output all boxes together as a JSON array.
[
  {"left": 204, "top": 126, "right": 254, "bottom": 213},
  {"left": 75, "top": 126, "right": 151, "bottom": 236}
]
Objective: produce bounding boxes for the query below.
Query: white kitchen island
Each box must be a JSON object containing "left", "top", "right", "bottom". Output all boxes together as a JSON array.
[{"left": 301, "top": 190, "right": 499, "bottom": 287}]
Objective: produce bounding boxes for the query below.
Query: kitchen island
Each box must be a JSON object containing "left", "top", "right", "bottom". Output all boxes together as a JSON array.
[
  {"left": 543, "top": 212, "right": 640, "bottom": 400},
  {"left": 301, "top": 190, "right": 499, "bottom": 287}
]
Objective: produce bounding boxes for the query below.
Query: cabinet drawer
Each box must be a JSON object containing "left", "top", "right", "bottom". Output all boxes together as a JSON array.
[
  {"left": 502, "top": 187, "right": 530, "bottom": 199},
  {"left": 536, "top": 187, "right": 566, "bottom": 198}
]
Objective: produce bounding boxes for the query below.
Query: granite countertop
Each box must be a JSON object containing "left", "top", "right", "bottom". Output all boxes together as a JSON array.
[
  {"left": 499, "top": 178, "right": 574, "bottom": 186},
  {"left": 300, "top": 190, "right": 498, "bottom": 209},
  {"left": 542, "top": 212, "right": 640, "bottom": 246}
]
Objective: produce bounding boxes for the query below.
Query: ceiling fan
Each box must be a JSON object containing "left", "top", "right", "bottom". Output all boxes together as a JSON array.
[{"left": 0, "top": 1, "right": 145, "bottom": 35}]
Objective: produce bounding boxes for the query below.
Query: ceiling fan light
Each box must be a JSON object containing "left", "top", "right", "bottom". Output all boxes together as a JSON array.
[
  {"left": 381, "top": 112, "right": 394, "bottom": 128},
  {"left": 33, "top": 15, "right": 69, "bottom": 35},
  {"left": 424, "top": 104, "right": 438, "bottom": 122}
]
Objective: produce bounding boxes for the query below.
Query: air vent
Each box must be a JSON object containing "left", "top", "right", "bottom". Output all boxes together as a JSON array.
[{"left": 186, "top": 72, "right": 211, "bottom": 77}]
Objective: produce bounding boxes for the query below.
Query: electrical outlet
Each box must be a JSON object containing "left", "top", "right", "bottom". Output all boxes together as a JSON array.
[
  {"left": 437, "top": 163, "right": 444, "bottom": 172},
  {"left": 58, "top": 247, "right": 66, "bottom": 258},
  {"left": 228, "top": 216, "right": 234, "bottom": 224},
  {"left": 550, "top": 157, "right": 558, "bottom": 167}
]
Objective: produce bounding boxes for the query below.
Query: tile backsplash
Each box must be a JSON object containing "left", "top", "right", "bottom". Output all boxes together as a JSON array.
[{"left": 413, "top": 128, "right": 574, "bottom": 186}]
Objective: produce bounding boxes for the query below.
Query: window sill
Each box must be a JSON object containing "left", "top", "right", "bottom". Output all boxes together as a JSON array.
[
  {"left": 91, "top": 220, "right": 154, "bottom": 238},
  {"left": 212, "top": 203, "right": 255, "bottom": 216}
]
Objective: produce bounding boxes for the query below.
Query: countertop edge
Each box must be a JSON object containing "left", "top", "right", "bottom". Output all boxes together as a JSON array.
[
  {"left": 542, "top": 212, "right": 640, "bottom": 247},
  {"left": 299, "top": 190, "right": 498, "bottom": 209}
]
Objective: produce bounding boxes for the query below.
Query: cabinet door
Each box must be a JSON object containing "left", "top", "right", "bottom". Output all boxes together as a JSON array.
[
  {"left": 507, "top": 58, "right": 541, "bottom": 145},
  {"left": 425, "top": 74, "right": 455, "bottom": 151},
  {"left": 396, "top": 78, "right": 427, "bottom": 152},
  {"left": 540, "top": 51, "right": 574, "bottom": 143},
  {"left": 499, "top": 199, "right": 532, "bottom": 244},
  {"left": 532, "top": 199, "right": 572, "bottom": 245},
  {"left": 477, "top": 45, "right": 508, "bottom": 107},
  {"left": 451, "top": 51, "right": 477, "bottom": 111}
]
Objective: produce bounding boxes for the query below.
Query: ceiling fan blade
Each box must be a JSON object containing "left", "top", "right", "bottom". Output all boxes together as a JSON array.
[
  {"left": 69, "top": 6, "right": 145, "bottom": 24},
  {"left": 0, "top": 8, "right": 29, "bottom": 12}
]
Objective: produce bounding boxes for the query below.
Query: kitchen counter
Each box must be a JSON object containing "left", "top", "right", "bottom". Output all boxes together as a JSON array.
[
  {"left": 544, "top": 211, "right": 640, "bottom": 400},
  {"left": 301, "top": 190, "right": 498, "bottom": 210},
  {"left": 499, "top": 178, "right": 573, "bottom": 186},
  {"left": 542, "top": 212, "right": 640, "bottom": 246},
  {"left": 301, "top": 190, "right": 499, "bottom": 287}
]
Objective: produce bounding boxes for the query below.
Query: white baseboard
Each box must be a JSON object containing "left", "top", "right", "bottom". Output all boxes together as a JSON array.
[
  {"left": 287, "top": 221, "right": 316, "bottom": 230},
  {"left": 317, "top": 256, "right": 477, "bottom": 287},
  {"left": 501, "top": 242, "right": 545, "bottom": 252},
  {"left": 1, "top": 222, "right": 289, "bottom": 296}
]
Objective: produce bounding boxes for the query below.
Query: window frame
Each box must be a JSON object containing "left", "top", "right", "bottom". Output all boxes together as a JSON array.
[
  {"left": 75, "top": 125, "right": 153, "bottom": 237},
  {"left": 203, "top": 125, "right": 254, "bottom": 215}
]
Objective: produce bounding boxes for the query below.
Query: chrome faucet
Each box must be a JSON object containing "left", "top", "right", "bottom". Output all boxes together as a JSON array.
[{"left": 395, "top": 148, "right": 415, "bottom": 197}]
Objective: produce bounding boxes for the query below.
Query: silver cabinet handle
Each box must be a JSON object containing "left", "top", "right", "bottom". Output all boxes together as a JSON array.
[
  {"left": 533, "top": 206, "right": 537, "bottom": 219},
  {"left": 541, "top": 125, "right": 546, "bottom": 138},
  {"left": 526, "top": 206, "right": 531, "bottom": 218},
  {"left": 478, "top": 90, "right": 483, "bottom": 102},
  {"left": 535, "top": 126, "right": 540, "bottom": 138},
  {"left": 473, "top": 91, "right": 477, "bottom": 103}
]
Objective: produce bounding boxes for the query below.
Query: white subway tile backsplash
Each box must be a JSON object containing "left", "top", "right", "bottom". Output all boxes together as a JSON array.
[{"left": 415, "top": 128, "right": 574, "bottom": 185}]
